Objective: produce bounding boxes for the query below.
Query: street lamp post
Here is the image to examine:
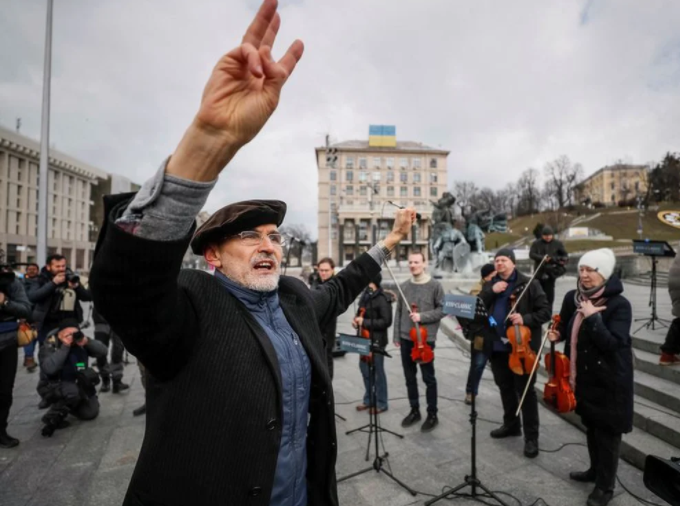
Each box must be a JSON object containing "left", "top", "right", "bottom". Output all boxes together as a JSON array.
[{"left": 37, "top": 0, "right": 54, "bottom": 267}]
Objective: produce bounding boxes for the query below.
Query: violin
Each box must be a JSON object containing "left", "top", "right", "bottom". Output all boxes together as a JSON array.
[
  {"left": 543, "top": 315, "right": 576, "bottom": 413},
  {"left": 357, "top": 308, "right": 372, "bottom": 364},
  {"left": 410, "top": 303, "right": 434, "bottom": 364},
  {"left": 506, "top": 293, "right": 538, "bottom": 376}
]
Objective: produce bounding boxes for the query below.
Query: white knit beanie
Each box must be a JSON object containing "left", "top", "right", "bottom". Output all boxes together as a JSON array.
[{"left": 578, "top": 248, "right": 616, "bottom": 281}]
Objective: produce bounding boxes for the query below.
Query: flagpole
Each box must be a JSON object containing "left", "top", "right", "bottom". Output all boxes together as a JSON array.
[{"left": 37, "top": 0, "right": 54, "bottom": 267}]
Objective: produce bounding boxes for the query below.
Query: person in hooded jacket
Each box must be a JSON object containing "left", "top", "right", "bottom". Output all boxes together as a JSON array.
[
  {"left": 353, "top": 273, "right": 392, "bottom": 413},
  {"left": 548, "top": 248, "right": 633, "bottom": 506}
]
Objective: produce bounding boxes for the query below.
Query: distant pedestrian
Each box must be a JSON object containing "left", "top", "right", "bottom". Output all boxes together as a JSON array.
[
  {"left": 659, "top": 251, "right": 680, "bottom": 366},
  {"left": 529, "top": 226, "right": 568, "bottom": 311},
  {"left": 549, "top": 249, "right": 634, "bottom": 506}
]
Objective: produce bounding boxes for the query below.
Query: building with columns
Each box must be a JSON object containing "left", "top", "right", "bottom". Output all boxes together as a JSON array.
[
  {"left": 0, "top": 125, "right": 108, "bottom": 271},
  {"left": 316, "top": 127, "right": 449, "bottom": 265}
]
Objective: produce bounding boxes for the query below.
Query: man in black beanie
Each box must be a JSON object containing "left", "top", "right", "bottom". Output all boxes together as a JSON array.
[
  {"left": 479, "top": 249, "right": 550, "bottom": 458},
  {"left": 529, "top": 225, "right": 568, "bottom": 310}
]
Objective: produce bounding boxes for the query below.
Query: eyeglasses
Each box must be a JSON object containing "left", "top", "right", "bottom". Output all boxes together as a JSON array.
[{"left": 230, "top": 231, "right": 286, "bottom": 247}]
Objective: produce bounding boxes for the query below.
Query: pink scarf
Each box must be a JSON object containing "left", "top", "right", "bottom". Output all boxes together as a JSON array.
[{"left": 569, "top": 284, "right": 607, "bottom": 390}]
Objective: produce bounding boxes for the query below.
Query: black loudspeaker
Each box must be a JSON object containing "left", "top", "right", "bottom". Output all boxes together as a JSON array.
[{"left": 644, "top": 455, "right": 680, "bottom": 506}]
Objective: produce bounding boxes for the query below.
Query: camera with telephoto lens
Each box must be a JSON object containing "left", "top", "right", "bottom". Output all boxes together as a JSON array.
[
  {"left": 65, "top": 270, "right": 80, "bottom": 284},
  {"left": 71, "top": 330, "right": 85, "bottom": 344}
]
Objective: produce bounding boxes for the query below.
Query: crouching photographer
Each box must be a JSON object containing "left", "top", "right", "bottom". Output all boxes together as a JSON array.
[
  {"left": 38, "top": 319, "right": 107, "bottom": 436},
  {"left": 0, "top": 265, "right": 32, "bottom": 448}
]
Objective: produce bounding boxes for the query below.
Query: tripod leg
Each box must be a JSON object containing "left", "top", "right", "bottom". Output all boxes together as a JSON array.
[
  {"left": 379, "top": 467, "right": 417, "bottom": 496},
  {"left": 424, "top": 480, "right": 474, "bottom": 505},
  {"left": 337, "top": 465, "right": 373, "bottom": 483},
  {"left": 475, "top": 480, "right": 512, "bottom": 506},
  {"left": 346, "top": 423, "right": 370, "bottom": 436}
]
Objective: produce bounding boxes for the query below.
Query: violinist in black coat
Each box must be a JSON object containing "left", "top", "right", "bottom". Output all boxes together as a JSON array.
[
  {"left": 548, "top": 248, "right": 633, "bottom": 506},
  {"left": 352, "top": 274, "right": 393, "bottom": 413}
]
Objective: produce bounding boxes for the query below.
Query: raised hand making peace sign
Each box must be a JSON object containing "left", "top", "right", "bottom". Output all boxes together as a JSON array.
[{"left": 167, "top": 0, "right": 304, "bottom": 182}]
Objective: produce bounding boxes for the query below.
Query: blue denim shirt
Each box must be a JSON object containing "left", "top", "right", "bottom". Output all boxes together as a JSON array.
[{"left": 215, "top": 271, "right": 311, "bottom": 506}]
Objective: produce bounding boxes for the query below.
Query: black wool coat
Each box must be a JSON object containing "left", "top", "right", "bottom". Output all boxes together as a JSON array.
[
  {"left": 555, "top": 276, "right": 634, "bottom": 434},
  {"left": 89, "top": 194, "right": 380, "bottom": 506},
  {"left": 357, "top": 288, "right": 393, "bottom": 349},
  {"left": 478, "top": 270, "right": 552, "bottom": 354}
]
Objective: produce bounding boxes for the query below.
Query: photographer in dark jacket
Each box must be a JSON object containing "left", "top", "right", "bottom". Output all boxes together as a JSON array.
[
  {"left": 38, "top": 319, "right": 108, "bottom": 437},
  {"left": 353, "top": 274, "right": 392, "bottom": 413},
  {"left": 93, "top": 307, "right": 129, "bottom": 394},
  {"left": 478, "top": 249, "right": 551, "bottom": 459},
  {"left": 549, "top": 249, "right": 633, "bottom": 506},
  {"left": 529, "top": 226, "right": 568, "bottom": 310},
  {"left": 0, "top": 266, "right": 32, "bottom": 448},
  {"left": 25, "top": 255, "right": 92, "bottom": 369}
]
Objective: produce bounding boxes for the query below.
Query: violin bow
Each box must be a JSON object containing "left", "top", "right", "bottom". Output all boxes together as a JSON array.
[
  {"left": 514, "top": 325, "right": 553, "bottom": 417},
  {"left": 383, "top": 262, "right": 414, "bottom": 314},
  {"left": 504, "top": 254, "right": 549, "bottom": 323}
]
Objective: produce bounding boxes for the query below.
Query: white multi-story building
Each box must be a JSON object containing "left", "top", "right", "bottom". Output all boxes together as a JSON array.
[{"left": 0, "top": 125, "right": 107, "bottom": 271}]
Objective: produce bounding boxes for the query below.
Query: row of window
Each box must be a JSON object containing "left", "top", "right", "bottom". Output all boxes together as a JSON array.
[
  {"left": 330, "top": 185, "right": 438, "bottom": 198},
  {"left": 340, "top": 156, "right": 439, "bottom": 170},
  {"left": 4, "top": 154, "right": 91, "bottom": 199},
  {"left": 3, "top": 211, "right": 88, "bottom": 240},
  {"left": 330, "top": 170, "right": 438, "bottom": 183}
]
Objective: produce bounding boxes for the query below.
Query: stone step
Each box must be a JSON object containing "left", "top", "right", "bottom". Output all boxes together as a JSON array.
[
  {"left": 634, "top": 348, "right": 680, "bottom": 385},
  {"left": 632, "top": 395, "right": 680, "bottom": 450},
  {"left": 634, "top": 369, "right": 680, "bottom": 414},
  {"left": 631, "top": 334, "right": 663, "bottom": 354}
]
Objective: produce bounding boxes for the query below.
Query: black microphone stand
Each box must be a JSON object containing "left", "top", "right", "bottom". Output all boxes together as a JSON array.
[
  {"left": 426, "top": 299, "right": 509, "bottom": 506},
  {"left": 338, "top": 294, "right": 416, "bottom": 496}
]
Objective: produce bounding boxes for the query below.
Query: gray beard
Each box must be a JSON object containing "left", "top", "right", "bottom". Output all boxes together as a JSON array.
[{"left": 242, "top": 273, "right": 280, "bottom": 292}]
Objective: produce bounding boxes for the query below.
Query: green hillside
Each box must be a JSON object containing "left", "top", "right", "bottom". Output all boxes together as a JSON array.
[{"left": 485, "top": 204, "right": 679, "bottom": 252}]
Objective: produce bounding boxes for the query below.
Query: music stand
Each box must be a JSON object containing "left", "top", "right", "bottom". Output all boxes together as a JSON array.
[
  {"left": 426, "top": 295, "right": 510, "bottom": 506},
  {"left": 336, "top": 296, "right": 416, "bottom": 497},
  {"left": 632, "top": 240, "right": 676, "bottom": 334}
]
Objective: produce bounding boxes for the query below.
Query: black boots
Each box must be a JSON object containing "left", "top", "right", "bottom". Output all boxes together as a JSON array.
[
  {"left": 523, "top": 439, "right": 539, "bottom": 458},
  {"left": 490, "top": 424, "right": 522, "bottom": 439},
  {"left": 587, "top": 488, "right": 613, "bottom": 506},
  {"left": 112, "top": 380, "right": 130, "bottom": 394},
  {"left": 570, "top": 469, "right": 596, "bottom": 483},
  {"left": 421, "top": 413, "right": 439, "bottom": 433},
  {"left": 401, "top": 408, "right": 422, "bottom": 428},
  {"left": 0, "top": 430, "right": 19, "bottom": 449},
  {"left": 100, "top": 378, "right": 111, "bottom": 393}
]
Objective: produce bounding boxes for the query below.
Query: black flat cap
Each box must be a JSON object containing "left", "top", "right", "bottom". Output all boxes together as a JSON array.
[{"left": 190, "top": 199, "right": 287, "bottom": 255}]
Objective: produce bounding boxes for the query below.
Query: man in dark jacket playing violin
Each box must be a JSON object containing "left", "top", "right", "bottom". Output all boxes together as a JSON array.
[{"left": 478, "top": 249, "right": 551, "bottom": 459}]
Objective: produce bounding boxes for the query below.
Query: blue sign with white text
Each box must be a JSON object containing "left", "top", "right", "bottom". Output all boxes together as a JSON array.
[{"left": 443, "top": 294, "right": 478, "bottom": 319}]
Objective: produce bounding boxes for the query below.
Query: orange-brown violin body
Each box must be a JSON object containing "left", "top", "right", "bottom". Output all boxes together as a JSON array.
[
  {"left": 358, "top": 308, "right": 372, "bottom": 363},
  {"left": 505, "top": 293, "right": 538, "bottom": 375},
  {"left": 543, "top": 315, "right": 576, "bottom": 413},
  {"left": 410, "top": 303, "right": 434, "bottom": 364}
]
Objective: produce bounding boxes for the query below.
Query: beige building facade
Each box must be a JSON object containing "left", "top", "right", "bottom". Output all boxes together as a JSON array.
[
  {"left": 575, "top": 164, "right": 648, "bottom": 206},
  {"left": 316, "top": 138, "right": 449, "bottom": 265},
  {"left": 0, "top": 125, "right": 107, "bottom": 271}
]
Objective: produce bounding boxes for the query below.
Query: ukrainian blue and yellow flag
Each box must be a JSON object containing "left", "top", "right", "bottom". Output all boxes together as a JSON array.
[{"left": 368, "top": 125, "right": 396, "bottom": 147}]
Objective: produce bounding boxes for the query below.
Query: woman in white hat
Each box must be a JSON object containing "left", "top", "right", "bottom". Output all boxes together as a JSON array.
[{"left": 548, "top": 248, "right": 634, "bottom": 506}]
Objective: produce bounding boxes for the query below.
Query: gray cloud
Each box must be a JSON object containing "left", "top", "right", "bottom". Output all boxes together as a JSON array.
[{"left": 1, "top": 0, "right": 679, "bottom": 238}]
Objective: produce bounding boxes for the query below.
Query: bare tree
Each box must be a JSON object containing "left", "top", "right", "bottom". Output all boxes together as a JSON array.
[
  {"left": 544, "top": 155, "right": 584, "bottom": 208},
  {"left": 516, "top": 168, "right": 541, "bottom": 215},
  {"left": 453, "top": 181, "right": 479, "bottom": 214}
]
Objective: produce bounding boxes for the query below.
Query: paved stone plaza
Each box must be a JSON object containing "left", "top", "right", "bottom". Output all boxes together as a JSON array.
[{"left": 0, "top": 277, "right": 671, "bottom": 506}]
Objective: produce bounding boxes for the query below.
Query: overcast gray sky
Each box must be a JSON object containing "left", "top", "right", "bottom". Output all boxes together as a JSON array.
[{"left": 1, "top": 0, "right": 679, "bottom": 237}]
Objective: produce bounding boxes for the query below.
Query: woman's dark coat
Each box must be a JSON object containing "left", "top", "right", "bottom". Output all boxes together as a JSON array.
[
  {"left": 89, "top": 193, "right": 380, "bottom": 506},
  {"left": 555, "top": 276, "right": 634, "bottom": 434},
  {"left": 357, "top": 288, "right": 393, "bottom": 349}
]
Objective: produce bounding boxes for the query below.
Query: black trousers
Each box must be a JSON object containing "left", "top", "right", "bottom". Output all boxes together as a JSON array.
[
  {"left": 95, "top": 329, "right": 125, "bottom": 382},
  {"left": 400, "top": 339, "right": 437, "bottom": 414},
  {"left": 325, "top": 336, "right": 335, "bottom": 380},
  {"left": 40, "top": 381, "right": 100, "bottom": 421},
  {"left": 539, "top": 277, "right": 556, "bottom": 311},
  {"left": 661, "top": 318, "right": 680, "bottom": 355},
  {"left": 490, "top": 352, "right": 539, "bottom": 440},
  {"left": 584, "top": 421, "right": 622, "bottom": 492},
  {"left": 0, "top": 342, "right": 18, "bottom": 432}
]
